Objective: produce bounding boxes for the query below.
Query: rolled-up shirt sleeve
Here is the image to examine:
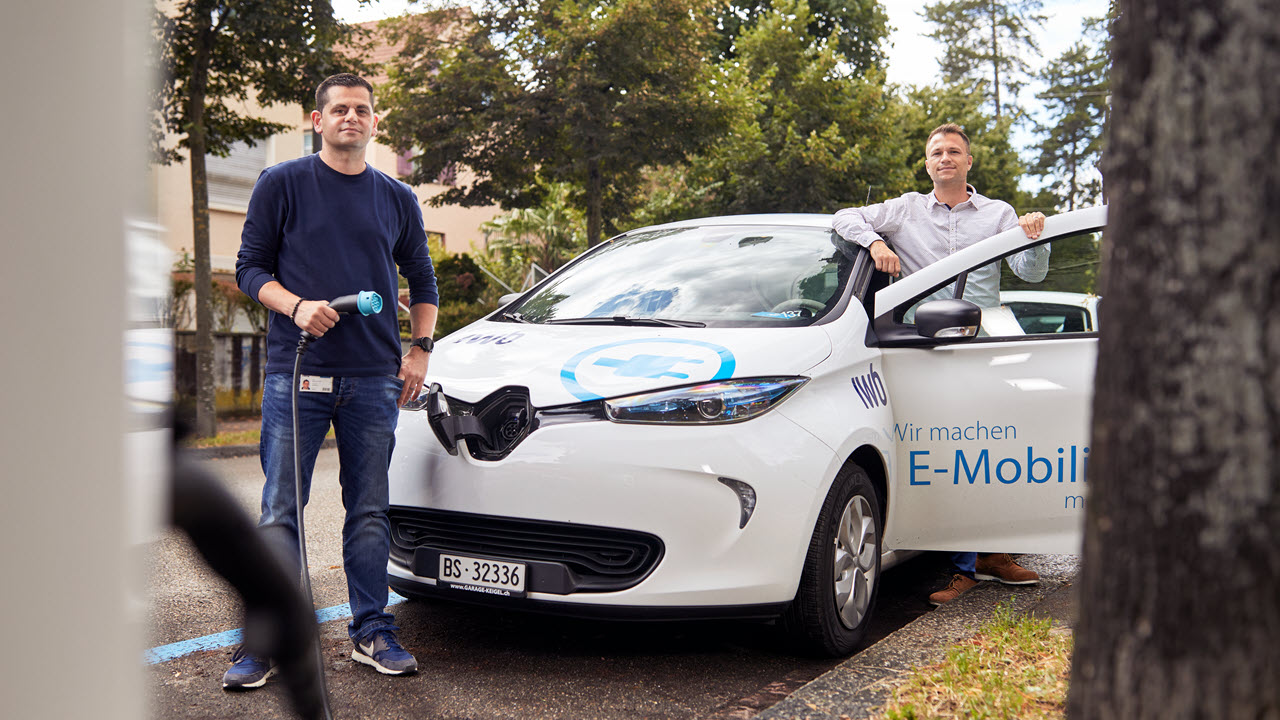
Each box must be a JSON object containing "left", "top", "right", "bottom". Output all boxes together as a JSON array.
[
  {"left": 996, "top": 206, "right": 1051, "bottom": 283},
  {"left": 1007, "top": 242, "right": 1051, "bottom": 283},
  {"left": 832, "top": 197, "right": 908, "bottom": 249},
  {"left": 235, "top": 169, "right": 283, "bottom": 303}
]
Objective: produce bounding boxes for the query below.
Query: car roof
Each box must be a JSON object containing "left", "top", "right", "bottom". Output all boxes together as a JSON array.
[
  {"left": 1000, "top": 290, "right": 1099, "bottom": 307},
  {"left": 618, "top": 213, "right": 836, "bottom": 236}
]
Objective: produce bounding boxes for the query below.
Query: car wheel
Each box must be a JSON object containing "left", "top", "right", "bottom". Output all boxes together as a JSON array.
[{"left": 783, "top": 462, "right": 882, "bottom": 657}]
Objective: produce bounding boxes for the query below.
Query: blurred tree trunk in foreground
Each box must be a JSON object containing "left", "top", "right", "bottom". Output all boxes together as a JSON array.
[{"left": 1069, "top": 1, "right": 1280, "bottom": 718}]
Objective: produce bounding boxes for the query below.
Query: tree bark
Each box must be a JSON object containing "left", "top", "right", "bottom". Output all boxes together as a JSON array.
[
  {"left": 990, "top": 0, "right": 1001, "bottom": 120},
  {"left": 586, "top": 156, "right": 603, "bottom": 248},
  {"left": 1069, "top": 1, "right": 1280, "bottom": 718},
  {"left": 189, "top": 17, "right": 217, "bottom": 439}
]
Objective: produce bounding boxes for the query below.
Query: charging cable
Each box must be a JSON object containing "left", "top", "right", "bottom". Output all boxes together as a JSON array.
[{"left": 291, "top": 291, "right": 382, "bottom": 720}]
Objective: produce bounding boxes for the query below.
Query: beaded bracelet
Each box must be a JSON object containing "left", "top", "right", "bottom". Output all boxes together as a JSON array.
[{"left": 291, "top": 298, "right": 305, "bottom": 323}]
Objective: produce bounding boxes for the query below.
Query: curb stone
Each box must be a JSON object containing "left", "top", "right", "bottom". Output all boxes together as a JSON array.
[{"left": 755, "top": 557, "right": 1077, "bottom": 720}]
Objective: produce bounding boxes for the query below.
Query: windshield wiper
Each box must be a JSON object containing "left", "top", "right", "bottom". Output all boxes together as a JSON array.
[
  {"left": 544, "top": 315, "right": 706, "bottom": 328},
  {"left": 498, "top": 311, "right": 533, "bottom": 323}
]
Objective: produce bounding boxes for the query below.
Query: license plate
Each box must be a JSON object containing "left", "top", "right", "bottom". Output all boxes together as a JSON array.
[{"left": 438, "top": 553, "right": 527, "bottom": 597}]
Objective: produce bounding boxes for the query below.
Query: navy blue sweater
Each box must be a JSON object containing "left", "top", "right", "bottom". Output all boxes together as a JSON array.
[{"left": 236, "top": 153, "right": 438, "bottom": 377}]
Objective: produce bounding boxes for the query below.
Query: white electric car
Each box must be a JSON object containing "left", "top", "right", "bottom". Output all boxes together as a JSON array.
[{"left": 388, "top": 206, "right": 1106, "bottom": 655}]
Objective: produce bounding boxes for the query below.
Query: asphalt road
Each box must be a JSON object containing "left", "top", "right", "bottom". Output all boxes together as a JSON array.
[{"left": 145, "top": 449, "right": 960, "bottom": 720}]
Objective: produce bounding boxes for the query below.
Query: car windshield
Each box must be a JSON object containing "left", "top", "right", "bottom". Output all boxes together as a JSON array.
[{"left": 503, "top": 224, "right": 853, "bottom": 328}]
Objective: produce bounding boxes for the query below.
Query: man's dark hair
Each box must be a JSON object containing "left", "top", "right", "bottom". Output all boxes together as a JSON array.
[
  {"left": 315, "top": 73, "right": 375, "bottom": 113},
  {"left": 926, "top": 123, "right": 971, "bottom": 154}
]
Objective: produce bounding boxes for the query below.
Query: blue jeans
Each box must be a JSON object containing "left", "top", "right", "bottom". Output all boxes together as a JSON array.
[
  {"left": 951, "top": 552, "right": 977, "bottom": 576},
  {"left": 259, "top": 372, "right": 403, "bottom": 643}
]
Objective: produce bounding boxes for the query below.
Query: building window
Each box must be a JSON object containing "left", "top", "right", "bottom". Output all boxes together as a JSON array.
[
  {"left": 395, "top": 148, "right": 456, "bottom": 187},
  {"left": 206, "top": 140, "right": 268, "bottom": 209},
  {"left": 396, "top": 149, "right": 416, "bottom": 179}
]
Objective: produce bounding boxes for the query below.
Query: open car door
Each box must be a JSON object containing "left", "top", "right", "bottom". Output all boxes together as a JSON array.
[{"left": 872, "top": 206, "right": 1106, "bottom": 554}]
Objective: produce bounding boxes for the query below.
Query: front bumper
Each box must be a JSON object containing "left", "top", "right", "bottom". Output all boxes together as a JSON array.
[{"left": 387, "top": 405, "right": 839, "bottom": 612}]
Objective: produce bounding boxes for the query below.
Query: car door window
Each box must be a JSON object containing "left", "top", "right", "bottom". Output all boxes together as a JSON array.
[{"left": 889, "top": 229, "right": 1102, "bottom": 340}]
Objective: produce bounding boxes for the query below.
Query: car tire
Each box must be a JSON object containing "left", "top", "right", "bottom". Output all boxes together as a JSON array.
[{"left": 782, "top": 462, "right": 883, "bottom": 657}]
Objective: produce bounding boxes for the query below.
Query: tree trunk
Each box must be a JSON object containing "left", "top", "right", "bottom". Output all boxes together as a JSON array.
[
  {"left": 1067, "top": 137, "right": 1078, "bottom": 211},
  {"left": 586, "top": 156, "right": 603, "bottom": 248},
  {"left": 1068, "top": 1, "right": 1280, "bottom": 718},
  {"left": 189, "top": 20, "right": 217, "bottom": 439},
  {"left": 990, "top": 0, "right": 1001, "bottom": 120}
]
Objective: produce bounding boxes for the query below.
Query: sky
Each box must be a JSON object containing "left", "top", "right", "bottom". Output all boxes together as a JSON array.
[{"left": 881, "top": 0, "right": 1108, "bottom": 89}]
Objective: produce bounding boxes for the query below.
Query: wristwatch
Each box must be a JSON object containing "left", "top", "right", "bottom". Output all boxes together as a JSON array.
[{"left": 409, "top": 336, "right": 435, "bottom": 353}]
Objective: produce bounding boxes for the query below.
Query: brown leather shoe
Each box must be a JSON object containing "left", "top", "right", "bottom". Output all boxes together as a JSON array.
[
  {"left": 928, "top": 573, "right": 979, "bottom": 606},
  {"left": 974, "top": 553, "right": 1040, "bottom": 585}
]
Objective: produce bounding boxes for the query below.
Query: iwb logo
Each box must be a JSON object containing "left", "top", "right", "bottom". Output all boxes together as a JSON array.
[
  {"left": 561, "top": 339, "right": 736, "bottom": 401},
  {"left": 450, "top": 331, "right": 525, "bottom": 345},
  {"left": 851, "top": 363, "right": 888, "bottom": 409}
]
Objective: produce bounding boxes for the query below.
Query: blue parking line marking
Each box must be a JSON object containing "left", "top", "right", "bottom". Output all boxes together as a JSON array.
[{"left": 145, "top": 591, "right": 407, "bottom": 665}]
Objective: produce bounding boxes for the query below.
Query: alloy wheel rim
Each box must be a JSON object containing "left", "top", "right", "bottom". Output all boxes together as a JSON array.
[{"left": 832, "top": 494, "right": 878, "bottom": 630}]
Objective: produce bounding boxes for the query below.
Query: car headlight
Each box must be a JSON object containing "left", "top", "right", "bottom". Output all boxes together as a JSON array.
[{"left": 603, "top": 377, "right": 808, "bottom": 425}]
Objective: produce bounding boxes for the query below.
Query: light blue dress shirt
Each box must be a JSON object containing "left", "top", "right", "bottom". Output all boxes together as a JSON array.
[{"left": 832, "top": 185, "right": 1049, "bottom": 309}]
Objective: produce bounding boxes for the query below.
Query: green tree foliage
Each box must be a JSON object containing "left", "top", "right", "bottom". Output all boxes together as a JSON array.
[
  {"left": 422, "top": 183, "right": 591, "bottom": 339},
  {"left": 378, "top": 0, "right": 731, "bottom": 247},
  {"left": 921, "top": 0, "right": 1046, "bottom": 121},
  {"left": 152, "top": 0, "right": 359, "bottom": 437},
  {"left": 714, "top": 0, "right": 889, "bottom": 73},
  {"left": 432, "top": 252, "right": 495, "bottom": 338},
  {"left": 897, "top": 83, "right": 1024, "bottom": 204},
  {"left": 1001, "top": 231, "right": 1101, "bottom": 295},
  {"left": 1032, "top": 16, "right": 1111, "bottom": 210},
  {"left": 627, "top": 164, "right": 724, "bottom": 228},
  {"left": 434, "top": 253, "right": 489, "bottom": 306},
  {"left": 673, "top": 0, "right": 913, "bottom": 218},
  {"left": 480, "top": 183, "right": 588, "bottom": 276}
]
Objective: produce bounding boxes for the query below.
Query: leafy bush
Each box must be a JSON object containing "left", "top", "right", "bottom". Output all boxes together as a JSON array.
[
  {"left": 435, "top": 253, "right": 489, "bottom": 305},
  {"left": 435, "top": 298, "right": 497, "bottom": 338}
]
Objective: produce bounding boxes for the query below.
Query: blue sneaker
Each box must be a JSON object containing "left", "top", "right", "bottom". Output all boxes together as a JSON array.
[
  {"left": 221, "top": 647, "right": 276, "bottom": 690},
  {"left": 352, "top": 630, "right": 418, "bottom": 676}
]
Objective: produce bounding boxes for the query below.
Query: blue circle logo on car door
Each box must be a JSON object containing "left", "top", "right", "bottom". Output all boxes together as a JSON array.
[{"left": 560, "top": 338, "right": 737, "bottom": 401}]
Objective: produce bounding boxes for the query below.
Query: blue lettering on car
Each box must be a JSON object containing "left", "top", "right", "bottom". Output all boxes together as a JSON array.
[
  {"left": 906, "top": 446, "right": 1090, "bottom": 486},
  {"left": 450, "top": 331, "right": 525, "bottom": 345},
  {"left": 851, "top": 363, "right": 888, "bottom": 409}
]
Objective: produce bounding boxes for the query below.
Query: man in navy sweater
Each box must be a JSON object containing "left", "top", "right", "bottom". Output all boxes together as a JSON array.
[{"left": 228, "top": 73, "right": 438, "bottom": 688}]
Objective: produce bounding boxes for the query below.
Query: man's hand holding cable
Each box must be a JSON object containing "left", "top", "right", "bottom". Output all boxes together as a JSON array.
[
  {"left": 294, "top": 300, "right": 340, "bottom": 338},
  {"left": 869, "top": 239, "right": 901, "bottom": 277},
  {"left": 398, "top": 346, "right": 429, "bottom": 407}
]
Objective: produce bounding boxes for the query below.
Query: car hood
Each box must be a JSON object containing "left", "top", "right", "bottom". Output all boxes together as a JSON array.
[{"left": 426, "top": 320, "right": 833, "bottom": 407}]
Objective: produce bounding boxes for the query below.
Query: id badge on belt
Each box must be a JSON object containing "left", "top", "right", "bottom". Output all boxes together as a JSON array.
[{"left": 299, "top": 375, "right": 334, "bottom": 393}]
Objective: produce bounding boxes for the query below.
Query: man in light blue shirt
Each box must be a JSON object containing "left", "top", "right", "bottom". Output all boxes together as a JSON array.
[
  {"left": 833, "top": 123, "right": 1049, "bottom": 309},
  {"left": 833, "top": 123, "right": 1048, "bottom": 605}
]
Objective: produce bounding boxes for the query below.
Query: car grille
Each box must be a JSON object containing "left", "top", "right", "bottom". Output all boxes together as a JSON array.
[{"left": 388, "top": 507, "right": 664, "bottom": 592}]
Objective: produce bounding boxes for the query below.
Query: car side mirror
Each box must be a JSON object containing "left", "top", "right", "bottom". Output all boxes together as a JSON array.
[
  {"left": 498, "top": 292, "right": 522, "bottom": 306},
  {"left": 915, "top": 299, "right": 981, "bottom": 340}
]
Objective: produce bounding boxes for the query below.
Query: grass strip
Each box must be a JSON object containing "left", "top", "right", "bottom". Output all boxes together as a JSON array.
[
  {"left": 876, "top": 600, "right": 1072, "bottom": 720},
  {"left": 182, "top": 429, "right": 262, "bottom": 448},
  {"left": 182, "top": 426, "right": 335, "bottom": 448}
]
